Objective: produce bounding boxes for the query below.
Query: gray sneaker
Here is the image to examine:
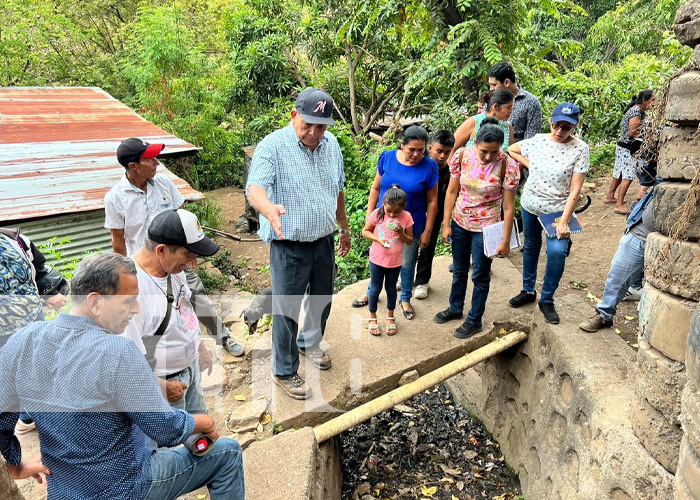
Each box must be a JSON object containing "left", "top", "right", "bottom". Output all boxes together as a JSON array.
[
  {"left": 274, "top": 373, "right": 312, "bottom": 400},
  {"left": 579, "top": 313, "right": 613, "bottom": 333},
  {"left": 299, "top": 346, "right": 332, "bottom": 370},
  {"left": 223, "top": 336, "right": 245, "bottom": 357}
]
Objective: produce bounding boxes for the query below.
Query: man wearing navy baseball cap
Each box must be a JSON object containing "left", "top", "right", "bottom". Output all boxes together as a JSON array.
[
  {"left": 104, "top": 138, "right": 245, "bottom": 358},
  {"left": 123, "top": 209, "right": 220, "bottom": 414},
  {"left": 246, "top": 89, "right": 351, "bottom": 400}
]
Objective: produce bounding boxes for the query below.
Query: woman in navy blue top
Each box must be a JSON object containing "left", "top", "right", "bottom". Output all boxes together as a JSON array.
[{"left": 353, "top": 126, "right": 439, "bottom": 319}]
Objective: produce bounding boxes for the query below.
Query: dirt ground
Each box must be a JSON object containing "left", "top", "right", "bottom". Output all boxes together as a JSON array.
[
  {"left": 505, "top": 176, "right": 643, "bottom": 348},
  {"left": 206, "top": 177, "right": 643, "bottom": 348},
  {"left": 205, "top": 186, "right": 272, "bottom": 294}
]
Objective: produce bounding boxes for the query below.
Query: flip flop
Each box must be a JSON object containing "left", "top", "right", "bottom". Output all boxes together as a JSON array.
[
  {"left": 614, "top": 208, "right": 631, "bottom": 215},
  {"left": 352, "top": 297, "right": 369, "bottom": 308},
  {"left": 603, "top": 199, "right": 616, "bottom": 204},
  {"left": 400, "top": 302, "right": 415, "bottom": 320},
  {"left": 385, "top": 317, "right": 397, "bottom": 336}
]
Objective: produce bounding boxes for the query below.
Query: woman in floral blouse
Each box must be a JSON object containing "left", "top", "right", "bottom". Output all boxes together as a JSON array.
[{"left": 433, "top": 117, "right": 520, "bottom": 339}]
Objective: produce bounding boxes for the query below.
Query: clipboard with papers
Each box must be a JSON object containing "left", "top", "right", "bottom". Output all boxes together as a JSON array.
[{"left": 482, "top": 219, "right": 521, "bottom": 258}]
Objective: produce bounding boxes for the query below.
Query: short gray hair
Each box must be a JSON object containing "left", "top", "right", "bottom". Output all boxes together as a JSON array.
[
  {"left": 71, "top": 253, "right": 137, "bottom": 302},
  {"left": 143, "top": 237, "right": 179, "bottom": 253}
]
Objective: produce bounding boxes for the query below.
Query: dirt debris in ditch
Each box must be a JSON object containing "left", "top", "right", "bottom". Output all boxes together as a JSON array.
[{"left": 340, "top": 384, "right": 522, "bottom": 500}]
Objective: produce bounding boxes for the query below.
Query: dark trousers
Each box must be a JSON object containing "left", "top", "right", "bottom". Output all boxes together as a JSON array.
[
  {"left": 368, "top": 263, "right": 402, "bottom": 313},
  {"left": 270, "top": 234, "right": 334, "bottom": 377},
  {"left": 415, "top": 167, "right": 450, "bottom": 285}
]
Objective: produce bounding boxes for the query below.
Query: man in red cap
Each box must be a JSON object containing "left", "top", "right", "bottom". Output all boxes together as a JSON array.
[{"left": 104, "top": 138, "right": 245, "bottom": 358}]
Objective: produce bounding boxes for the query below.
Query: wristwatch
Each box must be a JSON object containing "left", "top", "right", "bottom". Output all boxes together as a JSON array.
[{"left": 338, "top": 229, "right": 349, "bottom": 235}]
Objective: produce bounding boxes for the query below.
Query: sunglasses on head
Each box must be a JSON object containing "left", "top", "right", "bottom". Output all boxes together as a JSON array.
[{"left": 552, "top": 122, "right": 575, "bottom": 132}]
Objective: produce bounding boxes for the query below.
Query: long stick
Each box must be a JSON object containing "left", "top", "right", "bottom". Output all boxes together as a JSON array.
[
  {"left": 203, "top": 226, "right": 241, "bottom": 241},
  {"left": 313, "top": 331, "right": 527, "bottom": 443}
]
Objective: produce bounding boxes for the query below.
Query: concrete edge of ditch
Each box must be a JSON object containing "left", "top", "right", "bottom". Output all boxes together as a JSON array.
[{"left": 447, "top": 293, "right": 674, "bottom": 500}]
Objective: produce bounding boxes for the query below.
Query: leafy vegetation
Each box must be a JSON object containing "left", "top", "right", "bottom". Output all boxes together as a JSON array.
[
  {"left": 1, "top": 0, "right": 690, "bottom": 286},
  {"left": 188, "top": 196, "right": 225, "bottom": 232}
]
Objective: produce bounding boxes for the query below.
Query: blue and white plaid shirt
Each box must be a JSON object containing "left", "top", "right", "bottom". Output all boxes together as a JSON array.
[{"left": 246, "top": 124, "right": 345, "bottom": 243}]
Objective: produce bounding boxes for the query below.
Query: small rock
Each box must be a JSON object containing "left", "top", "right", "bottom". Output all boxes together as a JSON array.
[
  {"left": 398, "top": 370, "right": 420, "bottom": 386},
  {"left": 202, "top": 261, "right": 223, "bottom": 276},
  {"left": 582, "top": 182, "right": 596, "bottom": 192},
  {"left": 226, "top": 399, "right": 270, "bottom": 433}
]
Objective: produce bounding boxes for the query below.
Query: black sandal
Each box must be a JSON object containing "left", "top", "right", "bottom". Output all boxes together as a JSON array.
[
  {"left": 400, "top": 302, "right": 415, "bottom": 320},
  {"left": 352, "top": 297, "right": 369, "bottom": 308}
]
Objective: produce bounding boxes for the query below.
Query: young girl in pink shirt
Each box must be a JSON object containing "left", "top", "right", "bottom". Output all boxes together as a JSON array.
[{"left": 362, "top": 185, "right": 414, "bottom": 336}]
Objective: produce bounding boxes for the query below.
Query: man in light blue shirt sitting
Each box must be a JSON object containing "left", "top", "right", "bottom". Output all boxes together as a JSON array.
[
  {"left": 0, "top": 253, "right": 244, "bottom": 500},
  {"left": 246, "top": 88, "right": 351, "bottom": 400}
]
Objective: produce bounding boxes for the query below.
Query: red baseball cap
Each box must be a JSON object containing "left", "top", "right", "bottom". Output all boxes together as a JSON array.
[{"left": 117, "top": 138, "right": 165, "bottom": 167}]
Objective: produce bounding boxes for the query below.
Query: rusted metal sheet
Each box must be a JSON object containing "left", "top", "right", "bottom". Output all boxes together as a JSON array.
[
  {"left": 8, "top": 210, "right": 113, "bottom": 267},
  {"left": 0, "top": 86, "right": 204, "bottom": 222}
]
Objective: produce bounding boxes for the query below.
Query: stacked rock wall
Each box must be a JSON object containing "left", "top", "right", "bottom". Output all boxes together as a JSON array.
[{"left": 665, "top": 2, "right": 700, "bottom": 497}]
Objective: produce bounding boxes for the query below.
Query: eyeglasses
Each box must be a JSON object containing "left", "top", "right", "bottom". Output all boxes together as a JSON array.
[
  {"left": 552, "top": 122, "right": 575, "bottom": 132},
  {"left": 174, "top": 285, "right": 186, "bottom": 311}
]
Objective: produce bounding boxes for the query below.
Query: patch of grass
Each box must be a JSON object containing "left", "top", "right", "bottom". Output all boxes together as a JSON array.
[
  {"left": 196, "top": 266, "right": 228, "bottom": 293},
  {"left": 206, "top": 249, "right": 237, "bottom": 275},
  {"left": 588, "top": 143, "right": 616, "bottom": 178},
  {"left": 188, "top": 196, "right": 224, "bottom": 232},
  {"left": 38, "top": 236, "right": 83, "bottom": 279}
]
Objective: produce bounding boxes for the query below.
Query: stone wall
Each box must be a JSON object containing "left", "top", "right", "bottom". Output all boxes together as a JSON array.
[{"left": 447, "top": 294, "right": 674, "bottom": 500}]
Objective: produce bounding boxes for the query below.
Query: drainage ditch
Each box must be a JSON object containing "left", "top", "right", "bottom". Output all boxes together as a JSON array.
[{"left": 340, "top": 383, "right": 521, "bottom": 500}]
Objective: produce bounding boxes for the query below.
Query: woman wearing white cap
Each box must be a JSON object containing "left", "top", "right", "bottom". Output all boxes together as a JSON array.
[{"left": 506, "top": 103, "right": 590, "bottom": 325}]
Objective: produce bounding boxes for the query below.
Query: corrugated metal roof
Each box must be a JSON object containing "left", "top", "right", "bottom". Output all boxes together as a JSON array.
[
  {"left": 0, "top": 86, "right": 204, "bottom": 223},
  {"left": 13, "top": 210, "right": 112, "bottom": 270}
]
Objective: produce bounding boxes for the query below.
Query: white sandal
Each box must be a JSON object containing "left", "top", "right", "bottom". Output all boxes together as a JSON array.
[
  {"left": 364, "top": 318, "right": 381, "bottom": 336},
  {"left": 385, "top": 317, "right": 397, "bottom": 336}
]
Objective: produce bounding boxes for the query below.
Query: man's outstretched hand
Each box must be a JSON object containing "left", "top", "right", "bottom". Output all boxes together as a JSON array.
[
  {"left": 7, "top": 459, "right": 51, "bottom": 484},
  {"left": 262, "top": 204, "right": 287, "bottom": 240}
]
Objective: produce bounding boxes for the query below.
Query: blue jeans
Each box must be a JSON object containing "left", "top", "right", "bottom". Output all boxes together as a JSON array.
[
  {"left": 400, "top": 230, "right": 422, "bottom": 302},
  {"left": 168, "top": 356, "right": 207, "bottom": 415},
  {"left": 596, "top": 232, "right": 646, "bottom": 321},
  {"left": 521, "top": 208, "right": 570, "bottom": 304},
  {"left": 144, "top": 438, "right": 244, "bottom": 500},
  {"left": 365, "top": 230, "right": 423, "bottom": 303},
  {"left": 368, "top": 263, "right": 402, "bottom": 313},
  {"left": 448, "top": 222, "right": 492, "bottom": 326}
]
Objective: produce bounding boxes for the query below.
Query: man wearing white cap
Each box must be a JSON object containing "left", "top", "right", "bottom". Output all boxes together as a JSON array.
[
  {"left": 246, "top": 88, "right": 351, "bottom": 400},
  {"left": 104, "top": 138, "right": 245, "bottom": 358},
  {"left": 122, "top": 208, "right": 221, "bottom": 413}
]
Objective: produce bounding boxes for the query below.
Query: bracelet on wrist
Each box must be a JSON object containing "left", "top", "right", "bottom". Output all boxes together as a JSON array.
[{"left": 338, "top": 229, "right": 349, "bottom": 235}]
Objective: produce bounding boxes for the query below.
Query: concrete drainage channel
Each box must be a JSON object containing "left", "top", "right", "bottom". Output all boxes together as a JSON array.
[
  {"left": 243, "top": 292, "right": 682, "bottom": 500},
  {"left": 244, "top": 332, "right": 526, "bottom": 500}
]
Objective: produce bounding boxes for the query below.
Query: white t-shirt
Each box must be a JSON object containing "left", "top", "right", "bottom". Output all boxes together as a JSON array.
[
  {"left": 122, "top": 269, "right": 200, "bottom": 377},
  {"left": 104, "top": 173, "right": 185, "bottom": 257},
  {"left": 519, "top": 133, "right": 590, "bottom": 216}
]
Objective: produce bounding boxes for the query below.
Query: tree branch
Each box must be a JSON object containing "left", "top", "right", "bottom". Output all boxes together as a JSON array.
[
  {"left": 345, "top": 41, "right": 361, "bottom": 134},
  {"left": 553, "top": 50, "right": 570, "bottom": 72},
  {"left": 362, "top": 85, "right": 403, "bottom": 134}
]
